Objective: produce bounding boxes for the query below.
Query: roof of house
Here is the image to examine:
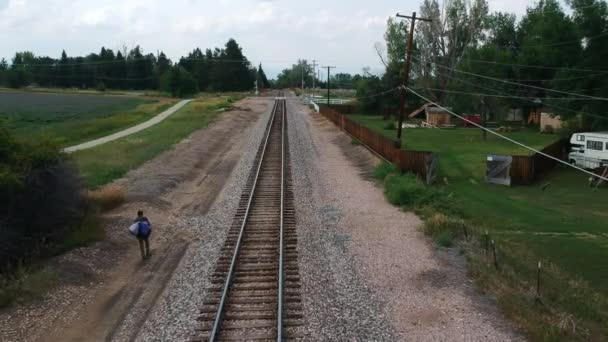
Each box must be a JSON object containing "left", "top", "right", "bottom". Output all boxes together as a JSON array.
[
  {"left": 408, "top": 103, "right": 430, "bottom": 118},
  {"left": 408, "top": 103, "right": 452, "bottom": 118}
]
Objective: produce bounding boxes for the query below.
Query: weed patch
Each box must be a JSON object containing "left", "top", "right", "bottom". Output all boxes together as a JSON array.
[
  {"left": 372, "top": 161, "right": 398, "bottom": 180},
  {"left": 0, "top": 266, "right": 58, "bottom": 308},
  {"left": 88, "top": 185, "right": 125, "bottom": 211},
  {"left": 435, "top": 231, "right": 454, "bottom": 247}
]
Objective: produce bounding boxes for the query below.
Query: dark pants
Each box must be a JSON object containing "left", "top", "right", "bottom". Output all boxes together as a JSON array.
[{"left": 138, "top": 236, "right": 150, "bottom": 259}]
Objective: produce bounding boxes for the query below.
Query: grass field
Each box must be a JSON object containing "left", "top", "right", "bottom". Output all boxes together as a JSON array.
[
  {"left": 72, "top": 94, "right": 242, "bottom": 188},
  {"left": 0, "top": 91, "right": 175, "bottom": 146},
  {"left": 350, "top": 114, "right": 608, "bottom": 340}
]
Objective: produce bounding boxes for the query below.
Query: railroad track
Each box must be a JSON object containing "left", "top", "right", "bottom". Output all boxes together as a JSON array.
[{"left": 193, "top": 95, "right": 304, "bottom": 341}]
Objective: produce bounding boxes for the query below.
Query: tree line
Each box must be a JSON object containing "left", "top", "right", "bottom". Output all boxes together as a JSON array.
[
  {"left": 0, "top": 39, "right": 269, "bottom": 97},
  {"left": 356, "top": 0, "right": 608, "bottom": 129}
]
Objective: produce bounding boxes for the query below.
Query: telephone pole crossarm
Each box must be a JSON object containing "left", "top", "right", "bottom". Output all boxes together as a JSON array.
[{"left": 396, "top": 13, "right": 432, "bottom": 22}]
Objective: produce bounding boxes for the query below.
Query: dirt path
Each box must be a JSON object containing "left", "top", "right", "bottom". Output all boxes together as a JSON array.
[
  {"left": 0, "top": 97, "right": 271, "bottom": 342},
  {"left": 63, "top": 99, "right": 192, "bottom": 153}
]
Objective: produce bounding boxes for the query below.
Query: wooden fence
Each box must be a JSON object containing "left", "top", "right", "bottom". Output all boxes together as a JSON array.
[
  {"left": 510, "top": 139, "right": 569, "bottom": 185},
  {"left": 318, "top": 103, "right": 357, "bottom": 114},
  {"left": 319, "top": 107, "right": 435, "bottom": 182}
]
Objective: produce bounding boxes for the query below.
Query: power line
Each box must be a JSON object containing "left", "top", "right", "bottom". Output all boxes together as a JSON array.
[
  {"left": 417, "top": 64, "right": 608, "bottom": 121},
  {"left": 406, "top": 86, "right": 608, "bottom": 182},
  {"left": 414, "top": 55, "right": 608, "bottom": 101},
  {"left": 410, "top": 86, "right": 608, "bottom": 101},
  {"left": 522, "top": 31, "right": 608, "bottom": 48},
  {"left": 451, "top": 55, "right": 608, "bottom": 74},
  {"left": 355, "top": 87, "right": 400, "bottom": 100}
]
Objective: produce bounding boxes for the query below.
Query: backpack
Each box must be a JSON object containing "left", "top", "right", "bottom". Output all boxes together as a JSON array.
[{"left": 138, "top": 221, "right": 151, "bottom": 238}]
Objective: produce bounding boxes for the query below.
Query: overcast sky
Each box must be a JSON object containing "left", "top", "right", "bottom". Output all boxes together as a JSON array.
[{"left": 0, "top": 0, "right": 562, "bottom": 78}]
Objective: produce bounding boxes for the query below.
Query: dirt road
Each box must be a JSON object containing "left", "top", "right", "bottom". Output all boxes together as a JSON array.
[{"left": 0, "top": 97, "right": 271, "bottom": 342}]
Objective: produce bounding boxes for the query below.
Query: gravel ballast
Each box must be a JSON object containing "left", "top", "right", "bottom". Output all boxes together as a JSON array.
[{"left": 287, "top": 99, "right": 396, "bottom": 341}]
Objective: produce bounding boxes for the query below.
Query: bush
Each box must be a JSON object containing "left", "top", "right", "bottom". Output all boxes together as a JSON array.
[
  {"left": 435, "top": 231, "right": 454, "bottom": 247},
  {"left": 380, "top": 168, "right": 463, "bottom": 217},
  {"left": 373, "top": 162, "right": 398, "bottom": 180},
  {"left": 384, "top": 173, "right": 427, "bottom": 206},
  {"left": 384, "top": 122, "right": 396, "bottom": 130},
  {"left": 95, "top": 81, "right": 107, "bottom": 92},
  {"left": 88, "top": 185, "right": 125, "bottom": 211},
  {"left": 0, "top": 123, "right": 85, "bottom": 271}
]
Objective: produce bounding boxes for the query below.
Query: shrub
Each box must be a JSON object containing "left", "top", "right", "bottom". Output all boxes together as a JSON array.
[
  {"left": 95, "top": 82, "right": 107, "bottom": 92},
  {"left": 351, "top": 138, "right": 361, "bottom": 146},
  {"left": 384, "top": 122, "right": 396, "bottom": 130},
  {"left": 384, "top": 173, "right": 427, "bottom": 206},
  {"left": 435, "top": 231, "right": 454, "bottom": 247},
  {"left": 0, "top": 123, "right": 85, "bottom": 271},
  {"left": 373, "top": 162, "right": 398, "bottom": 180},
  {"left": 88, "top": 185, "right": 125, "bottom": 211},
  {"left": 380, "top": 170, "right": 463, "bottom": 217}
]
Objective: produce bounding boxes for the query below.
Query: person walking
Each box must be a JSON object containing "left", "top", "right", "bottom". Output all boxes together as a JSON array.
[{"left": 134, "top": 210, "right": 152, "bottom": 259}]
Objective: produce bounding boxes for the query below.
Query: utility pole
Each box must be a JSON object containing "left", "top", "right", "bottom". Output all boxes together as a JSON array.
[
  {"left": 301, "top": 61, "right": 305, "bottom": 93},
  {"left": 395, "top": 12, "right": 432, "bottom": 148},
  {"left": 322, "top": 66, "right": 335, "bottom": 106},
  {"left": 312, "top": 60, "right": 317, "bottom": 99},
  {"left": 481, "top": 98, "right": 487, "bottom": 141}
]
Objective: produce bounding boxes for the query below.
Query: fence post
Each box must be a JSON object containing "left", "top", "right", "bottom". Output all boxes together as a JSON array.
[
  {"left": 535, "top": 261, "right": 542, "bottom": 303},
  {"left": 491, "top": 240, "right": 499, "bottom": 269},
  {"left": 484, "top": 230, "right": 489, "bottom": 256}
]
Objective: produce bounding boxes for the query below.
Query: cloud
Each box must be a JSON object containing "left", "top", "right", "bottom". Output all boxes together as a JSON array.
[{"left": 0, "top": 0, "right": 552, "bottom": 78}]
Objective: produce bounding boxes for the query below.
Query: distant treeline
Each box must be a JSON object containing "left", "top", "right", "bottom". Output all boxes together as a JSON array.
[{"left": 0, "top": 38, "right": 270, "bottom": 96}]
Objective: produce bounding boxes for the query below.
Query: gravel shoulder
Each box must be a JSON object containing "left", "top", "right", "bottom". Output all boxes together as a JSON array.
[{"left": 287, "top": 97, "right": 523, "bottom": 341}]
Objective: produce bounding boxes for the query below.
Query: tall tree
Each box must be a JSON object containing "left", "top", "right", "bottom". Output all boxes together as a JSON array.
[
  {"left": 257, "top": 63, "right": 270, "bottom": 89},
  {"left": 416, "top": 0, "right": 490, "bottom": 103}
]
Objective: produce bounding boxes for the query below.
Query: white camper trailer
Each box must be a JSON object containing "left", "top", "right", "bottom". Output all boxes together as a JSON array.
[{"left": 569, "top": 132, "right": 608, "bottom": 169}]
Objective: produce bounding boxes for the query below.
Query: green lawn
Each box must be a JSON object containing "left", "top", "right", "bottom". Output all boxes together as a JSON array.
[
  {"left": 350, "top": 114, "right": 557, "bottom": 179},
  {"left": 0, "top": 91, "right": 175, "bottom": 147},
  {"left": 350, "top": 114, "right": 607, "bottom": 292},
  {"left": 72, "top": 94, "right": 241, "bottom": 188}
]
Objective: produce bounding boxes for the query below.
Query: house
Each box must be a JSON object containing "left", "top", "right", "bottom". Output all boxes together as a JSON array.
[
  {"left": 505, "top": 109, "right": 524, "bottom": 123},
  {"left": 409, "top": 103, "right": 452, "bottom": 127},
  {"left": 540, "top": 112, "right": 564, "bottom": 133}
]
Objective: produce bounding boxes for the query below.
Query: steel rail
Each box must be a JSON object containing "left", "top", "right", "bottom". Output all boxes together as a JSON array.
[
  {"left": 209, "top": 98, "right": 280, "bottom": 341},
  {"left": 277, "top": 98, "right": 286, "bottom": 342}
]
